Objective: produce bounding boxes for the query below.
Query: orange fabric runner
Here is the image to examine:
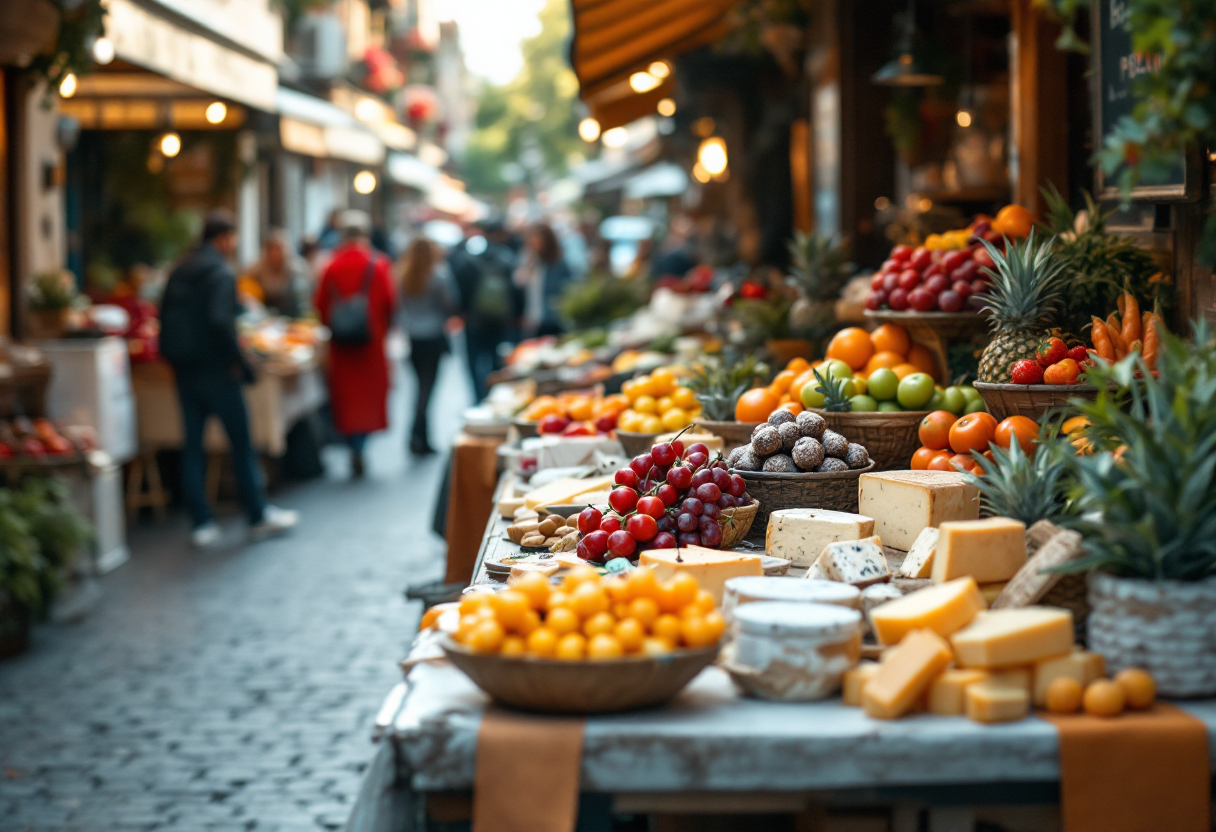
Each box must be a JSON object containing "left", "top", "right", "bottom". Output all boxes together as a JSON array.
[
  {"left": 1044, "top": 703, "right": 1211, "bottom": 832},
  {"left": 444, "top": 433, "right": 504, "bottom": 585},
  {"left": 473, "top": 707, "right": 586, "bottom": 832}
]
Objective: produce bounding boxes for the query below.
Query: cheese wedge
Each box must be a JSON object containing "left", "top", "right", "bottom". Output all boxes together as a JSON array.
[
  {"left": 523, "top": 475, "right": 614, "bottom": 511},
  {"left": 978, "top": 581, "right": 1008, "bottom": 606},
  {"left": 931, "top": 518, "right": 1027, "bottom": 583},
  {"left": 965, "top": 680, "right": 1030, "bottom": 723},
  {"left": 869, "top": 577, "right": 985, "bottom": 645},
  {"left": 842, "top": 662, "right": 880, "bottom": 706},
  {"left": 858, "top": 471, "right": 980, "bottom": 551},
  {"left": 927, "top": 669, "right": 990, "bottom": 716},
  {"left": 812, "top": 536, "right": 890, "bottom": 587},
  {"left": 766, "top": 508, "right": 875, "bottom": 568},
  {"left": 898, "top": 527, "right": 938, "bottom": 578},
  {"left": 862, "top": 629, "right": 953, "bottom": 720},
  {"left": 1032, "top": 649, "right": 1105, "bottom": 707},
  {"left": 639, "top": 546, "right": 763, "bottom": 602},
  {"left": 950, "top": 607, "right": 1074, "bottom": 668},
  {"left": 657, "top": 431, "right": 724, "bottom": 454}
]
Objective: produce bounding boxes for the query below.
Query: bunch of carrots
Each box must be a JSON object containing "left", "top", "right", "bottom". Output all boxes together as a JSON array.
[{"left": 1089, "top": 290, "right": 1160, "bottom": 370}]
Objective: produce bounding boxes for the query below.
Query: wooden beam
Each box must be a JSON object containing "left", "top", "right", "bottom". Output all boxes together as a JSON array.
[{"left": 1011, "top": 0, "right": 1069, "bottom": 216}]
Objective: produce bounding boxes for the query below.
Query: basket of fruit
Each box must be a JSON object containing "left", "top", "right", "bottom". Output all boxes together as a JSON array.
[
  {"left": 515, "top": 390, "right": 629, "bottom": 439},
  {"left": 442, "top": 569, "right": 724, "bottom": 714},
  {"left": 684, "top": 356, "right": 770, "bottom": 449},
  {"left": 615, "top": 429, "right": 663, "bottom": 457},
  {"left": 616, "top": 368, "right": 702, "bottom": 438},
  {"left": 975, "top": 335, "right": 1102, "bottom": 420}
]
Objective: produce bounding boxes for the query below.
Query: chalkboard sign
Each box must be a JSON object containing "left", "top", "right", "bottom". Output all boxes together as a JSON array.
[{"left": 1091, "top": 0, "right": 1199, "bottom": 201}]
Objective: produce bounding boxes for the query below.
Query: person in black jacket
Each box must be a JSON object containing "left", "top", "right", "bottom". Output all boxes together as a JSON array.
[{"left": 159, "top": 211, "right": 298, "bottom": 547}]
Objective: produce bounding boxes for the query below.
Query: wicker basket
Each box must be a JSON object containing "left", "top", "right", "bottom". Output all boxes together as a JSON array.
[
  {"left": 720, "top": 500, "right": 760, "bottom": 547},
  {"left": 814, "top": 409, "right": 927, "bottom": 471},
  {"left": 733, "top": 461, "right": 874, "bottom": 532},
  {"left": 695, "top": 420, "right": 761, "bottom": 451},
  {"left": 973, "top": 382, "right": 1099, "bottom": 421},
  {"left": 615, "top": 429, "right": 661, "bottom": 457}
]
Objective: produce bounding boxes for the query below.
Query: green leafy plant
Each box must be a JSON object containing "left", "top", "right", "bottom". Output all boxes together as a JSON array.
[
  {"left": 812, "top": 368, "right": 851, "bottom": 413},
  {"left": 964, "top": 433, "right": 1077, "bottom": 526},
  {"left": 557, "top": 273, "right": 649, "bottom": 330},
  {"left": 1059, "top": 321, "right": 1216, "bottom": 580},
  {"left": 687, "top": 355, "right": 770, "bottom": 421},
  {"left": 27, "top": 270, "right": 79, "bottom": 312},
  {"left": 0, "top": 478, "right": 92, "bottom": 615},
  {"left": 12, "top": 478, "right": 92, "bottom": 573},
  {"left": 731, "top": 294, "right": 793, "bottom": 344},
  {"left": 0, "top": 490, "right": 47, "bottom": 613}
]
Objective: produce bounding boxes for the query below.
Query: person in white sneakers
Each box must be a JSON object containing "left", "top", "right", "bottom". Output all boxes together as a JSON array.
[{"left": 159, "top": 210, "right": 299, "bottom": 547}]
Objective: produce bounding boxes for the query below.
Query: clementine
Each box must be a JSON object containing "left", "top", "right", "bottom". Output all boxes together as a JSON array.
[
  {"left": 994, "top": 416, "right": 1038, "bottom": 454},
  {"left": 864, "top": 350, "right": 906, "bottom": 375},
  {"left": 735, "top": 387, "right": 780, "bottom": 422},
  {"left": 870, "top": 323, "right": 911, "bottom": 356},
  {"left": 826, "top": 327, "right": 875, "bottom": 371},
  {"left": 906, "top": 343, "right": 939, "bottom": 378}
]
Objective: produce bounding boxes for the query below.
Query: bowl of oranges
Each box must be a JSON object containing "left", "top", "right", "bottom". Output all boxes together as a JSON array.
[
  {"left": 442, "top": 567, "right": 724, "bottom": 714},
  {"left": 615, "top": 368, "right": 703, "bottom": 457}
]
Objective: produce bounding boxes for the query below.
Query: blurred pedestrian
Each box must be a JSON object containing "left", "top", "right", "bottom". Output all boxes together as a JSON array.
[
  {"left": 245, "top": 230, "right": 312, "bottom": 318},
  {"left": 652, "top": 214, "right": 699, "bottom": 278},
  {"left": 513, "top": 222, "right": 571, "bottom": 338},
  {"left": 317, "top": 209, "right": 343, "bottom": 250},
  {"left": 450, "top": 223, "right": 515, "bottom": 401},
  {"left": 159, "top": 210, "right": 299, "bottom": 546},
  {"left": 398, "top": 237, "right": 458, "bottom": 456},
  {"left": 313, "top": 210, "right": 396, "bottom": 478}
]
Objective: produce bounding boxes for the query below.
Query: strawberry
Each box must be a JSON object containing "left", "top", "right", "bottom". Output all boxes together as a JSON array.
[
  {"left": 1011, "top": 359, "right": 1044, "bottom": 385},
  {"left": 1067, "top": 345, "right": 1089, "bottom": 363},
  {"left": 1036, "top": 337, "right": 1068, "bottom": 367},
  {"left": 1043, "top": 358, "right": 1080, "bottom": 385}
]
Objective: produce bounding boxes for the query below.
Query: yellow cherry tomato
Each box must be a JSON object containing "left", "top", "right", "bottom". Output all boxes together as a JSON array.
[
  {"left": 526, "top": 627, "right": 558, "bottom": 658},
  {"left": 555, "top": 633, "right": 587, "bottom": 661},
  {"left": 587, "top": 633, "right": 624, "bottom": 660}
]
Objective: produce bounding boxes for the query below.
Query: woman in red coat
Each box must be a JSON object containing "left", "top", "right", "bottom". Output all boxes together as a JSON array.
[{"left": 314, "top": 211, "right": 396, "bottom": 477}]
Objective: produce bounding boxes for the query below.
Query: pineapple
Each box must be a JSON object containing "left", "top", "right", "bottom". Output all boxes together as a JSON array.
[
  {"left": 687, "top": 355, "right": 769, "bottom": 421},
  {"left": 965, "top": 437, "right": 1075, "bottom": 526},
  {"left": 976, "top": 231, "right": 1067, "bottom": 382},
  {"left": 786, "top": 232, "right": 852, "bottom": 335}
]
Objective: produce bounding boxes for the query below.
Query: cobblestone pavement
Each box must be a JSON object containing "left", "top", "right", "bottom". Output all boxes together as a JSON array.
[{"left": 0, "top": 342, "right": 469, "bottom": 832}]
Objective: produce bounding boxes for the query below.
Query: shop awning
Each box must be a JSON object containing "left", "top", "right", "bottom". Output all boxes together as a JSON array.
[
  {"left": 276, "top": 87, "right": 385, "bottom": 166},
  {"left": 623, "top": 162, "right": 689, "bottom": 199},
  {"left": 387, "top": 152, "right": 443, "bottom": 191},
  {"left": 570, "top": 0, "right": 734, "bottom": 129}
]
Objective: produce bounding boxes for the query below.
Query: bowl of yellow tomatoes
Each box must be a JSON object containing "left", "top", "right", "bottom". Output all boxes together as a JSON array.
[{"left": 442, "top": 567, "right": 724, "bottom": 714}]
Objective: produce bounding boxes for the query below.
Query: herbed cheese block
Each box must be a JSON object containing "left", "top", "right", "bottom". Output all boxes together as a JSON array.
[
  {"left": 927, "top": 669, "right": 990, "bottom": 716},
  {"left": 869, "top": 577, "right": 985, "bottom": 646},
  {"left": 931, "top": 518, "right": 1027, "bottom": 584},
  {"left": 1032, "top": 650, "right": 1105, "bottom": 707},
  {"left": 965, "top": 680, "right": 1030, "bottom": 723},
  {"left": 766, "top": 509, "right": 875, "bottom": 567},
  {"left": 639, "top": 546, "right": 763, "bottom": 602},
  {"left": 812, "top": 536, "right": 890, "bottom": 588},
  {"left": 842, "top": 661, "right": 880, "bottom": 706},
  {"left": 898, "top": 527, "right": 939, "bottom": 579},
  {"left": 524, "top": 475, "right": 614, "bottom": 511},
  {"left": 862, "top": 629, "right": 953, "bottom": 720},
  {"left": 950, "top": 607, "right": 1074, "bottom": 668},
  {"left": 858, "top": 471, "right": 980, "bottom": 551}
]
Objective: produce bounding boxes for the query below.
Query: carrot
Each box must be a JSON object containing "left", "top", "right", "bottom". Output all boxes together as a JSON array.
[
  {"left": 1108, "top": 322, "right": 1127, "bottom": 358},
  {"left": 1117, "top": 293, "right": 1127, "bottom": 320},
  {"left": 1142, "top": 312, "right": 1159, "bottom": 369},
  {"left": 1090, "top": 317, "right": 1116, "bottom": 361},
  {"left": 1106, "top": 311, "right": 1122, "bottom": 337},
  {"left": 1121, "top": 292, "right": 1142, "bottom": 344}
]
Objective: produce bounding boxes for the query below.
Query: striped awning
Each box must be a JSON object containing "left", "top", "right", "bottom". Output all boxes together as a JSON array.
[{"left": 570, "top": 0, "right": 735, "bottom": 129}]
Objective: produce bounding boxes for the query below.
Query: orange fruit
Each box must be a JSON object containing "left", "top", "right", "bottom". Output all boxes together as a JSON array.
[
  {"left": 910, "top": 446, "right": 939, "bottom": 470},
  {"left": 870, "top": 323, "right": 911, "bottom": 356},
  {"left": 681, "top": 611, "right": 726, "bottom": 647},
  {"left": 1114, "top": 668, "right": 1156, "bottom": 710},
  {"left": 770, "top": 369, "right": 797, "bottom": 395},
  {"left": 490, "top": 590, "right": 532, "bottom": 632},
  {"left": 995, "top": 416, "right": 1039, "bottom": 454},
  {"left": 466, "top": 619, "right": 506, "bottom": 654},
  {"left": 562, "top": 566, "right": 600, "bottom": 592},
  {"left": 1045, "top": 678, "right": 1084, "bottom": 714},
  {"left": 1083, "top": 679, "right": 1125, "bottom": 718},
  {"left": 907, "top": 343, "right": 939, "bottom": 378},
  {"left": 628, "top": 596, "right": 660, "bottom": 628},
  {"left": 567, "top": 397, "right": 594, "bottom": 421},
  {"left": 778, "top": 401, "right": 803, "bottom": 417},
  {"left": 864, "top": 351, "right": 906, "bottom": 375},
  {"left": 691, "top": 590, "right": 716, "bottom": 615},
  {"left": 918, "top": 411, "right": 958, "bottom": 450},
  {"left": 991, "top": 204, "right": 1035, "bottom": 238},
  {"left": 511, "top": 571, "right": 552, "bottom": 610},
  {"left": 625, "top": 567, "right": 660, "bottom": 602},
  {"left": 570, "top": 582, "right": 610, "bottom": 618},
  {"left": 555, "top": 632, "right": 587, "bottom": 661},
  {"left": 525, "top": 626, "right": 558, "bottom": 657},
  {"left": 649, "top": 368, "right": 678, "bottom": 396},
  {"left": 459, "top": 593, "right": 492, "bottom": 617},
  {"left": 500, "top": 635, "right": 526, "bottom": 657},
  {"left": 786, "top": 357, "right": 810, "bottom": 374},
  {"left": 789, "top": 369, "right": 817, "bottom": 403},
  {"left": 826, "top": 327, "right": 875, "bottom": 371},
  {"left": 927, "top": 453, "right": 956, "bottom": 472},
  {"left": 672, "top": 386, "right": 698, "bottom": 410},
  {"left": 891, "top": 363, "right": 920, "bottom": 381},
  {"left": 735, "top": 387, "right": 780, "bottom": 422},
  {"left": 546, "top": 606, "right": 580, "bottom": 636},
  {"left": 661, "top": 573, "right": 700, "bottom": 612},
  {"left": 948, "top": 412, "right": 999, "bottom": 454},
  {"left": 948, "top": 453, "right": 980, "bottom": 474},
  {"left": 587, "top": 633, "right": 624, "bottom": 660},
  {"left": 614, "top": 618, "right": 646, "bottom": 653}
]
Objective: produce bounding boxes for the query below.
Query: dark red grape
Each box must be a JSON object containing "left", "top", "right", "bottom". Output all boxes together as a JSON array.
[
  {"left": 888, "top": 287, "right": 910, "bottom": 310},
  {"left": 882, "top": 273, "right": 899, "bottom": 293},
  {"left": 695, "top": 483, "right": 721, "bottom": 504},
  {"left": 678, "top": 532, "right": 701, "bottom": 547},
  {"left": 681, "top": 497, "right": 704, "bottom": 516},
  {"left": 866, "top": 290, "right": 887, "bottom": 310},
  {"left": 910, "top": 247, "right": 932, "bottom": 270},
  {"left": 728, "top": 474, "right": 746, "bottom": 497},
  {"left": 908, "top": 288, "right": 937, "bottom": 312},
  {"left": 940, "top": 249, "right": 968, "bottom": 273},
  {"left": 677, "top": 512, "right": 698, "bottom": 532},
  {"left": 657, "top": 514, "right": 676, "bottom": 533},
  {"left": 890, "top": 244, "right": 912, "bottom": 262},
  {"left": 951, "top": 280, "right": 972, "bottom": 298},
  {"left": 871, "top": 273, "right": 887, "bottom": 290},
  {"left": 711, "top": 467, "right": 731, "bottom": 490},
  {"left": 717, "top": 494, "right": 735, "bottom": 509},
  {"left": 670, "top": 440, "right": 684, "bottom": 457},
  {"left": 685, "top": 451, "right": 708, "bottom": 469},
  {"left": 690, "top": 469, "right": 713, "bottom": 488},
  {"left": 700, "top": 523, "right": 722, "bottom": 547},
  {"left": 577, "top": 506, "right": 603, "bottom": 534},
  {"left": 701, "top": 502, "right": 720, "bottom": 521},
  {"left": 653, "top": 531, "right": 677, "bottom": 549},
  {"left": 687, "top": 442, "right": 709, "bottom": 458},
  {"left": 937, "top": 290, "right": 964, "bottom": 312},
  {"left": 924, "top": 274, "right": 948, "bottom": 295}
]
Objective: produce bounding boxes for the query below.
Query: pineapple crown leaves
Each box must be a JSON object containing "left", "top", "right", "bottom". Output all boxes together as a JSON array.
[
  {"left": 963, "top": 428, "right": 1077, "bottom": 526},
  {"left": 1057, "top": 319, "right": 1216, "bottom": 581},
  {"left": 977, "top": 230, "right": 1068, "bottom": 331},
  {"left": 812, "top": 367, "right": 852, "bottom": 412},
  {"left": 687, "top": 355, "right": 771, "bottom": 421},
  {"left": 785, "top": 231, "right": 853, "bottom": 301}
]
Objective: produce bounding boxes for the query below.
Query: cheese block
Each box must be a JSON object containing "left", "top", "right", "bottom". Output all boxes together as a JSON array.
[
  {"left": 766, "top": 509, "right": 875, "bottom": 568},
  {"left": 498, "top": 495, "right": 526, "bottom": 518},
  {"left": 898, "top": 527, "right": 938, "bottom": 578},
  {"left": 862, "top": 629, "right": 953, "bottom": 719},
  {"left": 1032, "top": 649, "right": 1105, "bottom": 707},
  {"left": 806, "top": 560, "right": 829, "bottom": 580},
  {"left": 523, "top": 475, "right": 614, "bottom": 511},
  {"left": 812, "top": 536, "right": 890, "bottom": 588},
  {"left": 574, "top": 490, "right": 611, "bottom": 509},
  {"left": 950, "top": 607, "right": 1074, "bottom": 668},
  {"left": 979, "top": 582, "right": 1008, "bottom": 606},
  {"left": 869, "top": 577, "right": 985, "bottom": 646},
  {"left": 965, "top": 680, "right": 1030, "bottom": 723},
  {"left": 987, "top": 667, "right": 1032, "bottom": 693},
  {"left": 860, "top": 583, "right": 903, "bottom": 636},
  {"left": 931, "top": 518, "right": 1027, "bottom": 584},
  {"left": 842, "top": 662, "right": 880, "bottom": 706},
  {"left": 858, "top": 471, "right": 980, "bottom": 551},
  {"left": 639, "top": 546, "right": 763, "bottom": 602},
  {"left": 927, "top": 668, "right": 990, "bottom": 716}
]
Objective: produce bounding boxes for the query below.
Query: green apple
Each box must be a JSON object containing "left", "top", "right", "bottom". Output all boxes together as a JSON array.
[
  {"left": 849, "top": 394, "right": 878, "bottom": 412},
  {"left": 960, "top": 385, "right": 983, "bottom": 407},
  {"left": 877, "top": 401, "right": 904, "bottom": 412},
  {"left": 866, "top": 368, "right": 899, "bottom": 401},
  {"left": 800, "top": 383, "right": 825, "bottom": 408},
  {"left": 964, "top": 396, "right": 988, "bottom": 414},
  {"left": 823, "top": 359, "right": 853, "bottom": 380},
  {"left": 927, "top": 389, "right": 946, "bottom": 412},
  {"left": 940, "top": 385, "right": 967, "bottom": 415},
  {"left": 897, "top": 372, "right": 936, "bottom": 409},
  {"left": 851, "top": 375, "right": 868, "bottom": 396}
]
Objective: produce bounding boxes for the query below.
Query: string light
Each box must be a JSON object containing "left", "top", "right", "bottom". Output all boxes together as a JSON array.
[
  {"left": 92, "top": 37, "right": 115, "bottom": 64},
  {"left": 648, "top": 61, "right": 671, "bottom": 79},
  {"left": 602, "top": 127, "right": 629, "bottom": 148},
  {"left": 205, "top": 102, "right": 228, "bottom": 124},
  {"left": 657, "top": 98, "right": 676, "bottom": 117},
  {"left": 697, "top": 137, "right": 727, "bottom": 177},
  {"left": 577, "top": 117, "right": 601, "bottom": 142},
  {"left": 159, "top": 132, "right": 182, "bottom": 157},
  {"left": 956, "top": 110, "right": 973, "bottom": 128},
  {"left": 58, "top": 73, "right": 78, "bottom": 98},
  {"left": 629, "top": 72, "right": 661, "bottom": 94}
]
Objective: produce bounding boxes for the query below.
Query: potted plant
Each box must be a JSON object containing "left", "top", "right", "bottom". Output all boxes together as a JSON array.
[
  {"left": 0, "top": 486, "right": 46, "bottom": 659},
  {"left": 25, "top": 269, "right": 80, "bottom": 339},
  {"left": 1062, "top": 322, "right": 1216, "bottom": 697}
]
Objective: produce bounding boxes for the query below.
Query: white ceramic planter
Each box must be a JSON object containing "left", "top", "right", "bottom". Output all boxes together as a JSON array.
[{"left": 1087, "top": 573, "right": 1216, "bottom": 698}]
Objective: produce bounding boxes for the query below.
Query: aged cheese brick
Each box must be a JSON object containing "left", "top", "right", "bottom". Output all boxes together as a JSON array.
[
  {"left": 869, "top": 577, "right": 985, "bottom": 645},
  {"left": 965, "top": 680, "right": 1030, "bottom": 723},
  {"left": 979, "top": 582, "right": 1008, "bottom": 606},
  {"left": 987, "top": 667, "right": 1032, "bottom": 693},
  {"left": 950, "top": 608, "right": 1074, "bottom": 668},
  {"left": 524, "top": 475, "right": 614, "bottom": 511},
  {"left": 1032, "top": 650, "right": 1105, "bottom": 707},
  {"left": 858, "top": 471, "right": 980, "bottom": 551},
  {"left": 931, "top": 518, "right": 1027, "bottom": 584},
  {"left": 842, "top": 661, "right": 880, "bottom": 706},
  {"left": 899, "top": 527, "right": 939, "bottom": 578},
  {"left": 766, "top": 508, "right": 875, "bottom": 568},
  {"left": 813, "top": 537, "right": 890, "bottom": 587},
  {"left": 639, "top": 546, "right": 762, "bottom": 602},
  {"left": 862, "top": 629, "right": 953, "bottom": 720},
  {"left": 927, "top": 668, "right": 990, "bottom": 716}
]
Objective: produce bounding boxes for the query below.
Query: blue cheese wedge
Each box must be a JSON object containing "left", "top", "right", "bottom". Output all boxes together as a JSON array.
[
  {"left": 812, "top": 536, "right": 891, "bottom": 588},
  {"left": 898, "top": 527, "right": 939, "bottom": 579},
  {"left": 765, "top": 508, "right": 875, "bottom": 568}
]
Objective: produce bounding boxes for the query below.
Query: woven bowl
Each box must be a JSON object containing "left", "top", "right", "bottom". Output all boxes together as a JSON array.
[
  {"left": 695, "top": 420, "right": 761, "bottom": 451},
  {"left": 720, "top": 500, "right": 760, "bottom": 547},
  {"left": 441, "top": 638, "right": 719, "bottom": 714},
  {"left": 973, "top": 382, "right": 1098, "bottom": 421},
  {"left": 615, "top": 429, "right": 661, "bottom": 457},
  {"left": 814, "top": 409, "right": 928, "bottom": 471},
  {"left": 732, "top": 461, "right": 875, "bottom": 532}
]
